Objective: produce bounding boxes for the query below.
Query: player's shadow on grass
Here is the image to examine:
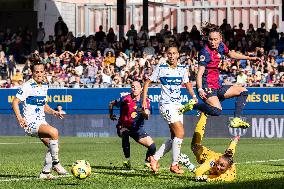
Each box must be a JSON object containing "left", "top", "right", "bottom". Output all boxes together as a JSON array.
[
  {"left": 0, "top": 174, "right": 36, "bottom": 178},
  {"left": 56, "top": 183, "right": 80, "bottom": 186},
  {"left": 92, "top": 165, "right": 134, "bottom": 171}
]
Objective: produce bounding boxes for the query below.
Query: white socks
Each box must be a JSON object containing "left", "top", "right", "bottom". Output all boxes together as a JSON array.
[
  {"left": 153, "top": 138, "right": 173, "bottom": 161},
  {"left": 49, "top": 139, "right": 59, "bottom": 163},
  {"left": 172, "top": 137, "right": 183, "bottom": 166},
  {"left": 42, "top": 149, "right": 52, "bottom": 173}
]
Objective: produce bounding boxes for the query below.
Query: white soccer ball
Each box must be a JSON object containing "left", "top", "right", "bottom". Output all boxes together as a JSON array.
[{"left": 71, "top": 160, "right": 92, "bottom": 179}]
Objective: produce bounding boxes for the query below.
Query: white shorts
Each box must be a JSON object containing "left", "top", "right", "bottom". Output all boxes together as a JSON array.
[
  {"left": 25, "top": 119, "right": 48, "bottom": 137},
  {"left": 159, "top": 103, "right": 183, "bottom": 124}
]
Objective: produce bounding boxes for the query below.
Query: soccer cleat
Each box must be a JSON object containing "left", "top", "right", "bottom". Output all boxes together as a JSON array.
[
  {"left": 149, "top": 156, "right": 159, "bottom": 173},
  {"left": 39, "top": 172, "right": 56, "bottom": 180},
  {"left": 52, "top": 162, "right": 69, "bottom": 175},
  {"left": 230, "top": 117, "right": 250, "bottom": 129},
  {"left": 178, "top": 153, "right": 196, "bottom": 172},
  {"left": 170, "top": 164, "right": 184, "bottom": 174},
  {"left": 123, "top": 160, "right": 131, "bottom": 169},
  {"left": 178, "top": 99, "right": 196, "bottom": 115}
]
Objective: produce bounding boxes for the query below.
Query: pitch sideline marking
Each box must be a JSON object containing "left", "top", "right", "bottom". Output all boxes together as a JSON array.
[{"left": 0, "top": 159, "right": 284, "bottom": 182}]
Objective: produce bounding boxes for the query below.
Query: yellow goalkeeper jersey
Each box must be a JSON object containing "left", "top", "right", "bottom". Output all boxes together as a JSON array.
[{"left": 195, "top": 150, "right": 236, "bottom": 182}]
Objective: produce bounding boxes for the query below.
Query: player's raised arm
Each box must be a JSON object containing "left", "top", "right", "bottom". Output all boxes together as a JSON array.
[
  {"left": 228, "top": 50, "right": 261, "bottom": 61},
  {"left": 12, "top": 97, "right": 27, "bottom": 128}
]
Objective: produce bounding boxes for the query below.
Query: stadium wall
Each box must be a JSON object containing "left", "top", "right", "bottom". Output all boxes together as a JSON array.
[
  {"left": 0, "top": 114, "right": 284, "bottom": 138},
  {"left": 0, "top": 88, "right": 283, "bottom": 115},
  {"left": 1, "top": 87, "right": 284, "bottom": 138}
]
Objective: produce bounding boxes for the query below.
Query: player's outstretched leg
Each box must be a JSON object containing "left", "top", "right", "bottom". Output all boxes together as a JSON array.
[
  {"left": 224, "top": 87, "right": 250, "bottom": 129},
  {"left": 178, "top": 99, "right": 197, "bottom": 114}
]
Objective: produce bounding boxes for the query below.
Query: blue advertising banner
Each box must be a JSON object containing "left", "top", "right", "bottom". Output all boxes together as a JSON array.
[{"left": 1, "top": 87, "right": 284, "bottom": 115}]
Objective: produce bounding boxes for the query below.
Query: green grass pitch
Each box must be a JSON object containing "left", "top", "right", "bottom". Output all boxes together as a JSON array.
[{"left": 0, "top": 137, "right": 283, "bottom": 189}]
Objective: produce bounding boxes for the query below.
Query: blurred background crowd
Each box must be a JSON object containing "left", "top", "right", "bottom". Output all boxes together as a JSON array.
[{"left": 1, "top": 17, "right": 284, "bottom": 89}]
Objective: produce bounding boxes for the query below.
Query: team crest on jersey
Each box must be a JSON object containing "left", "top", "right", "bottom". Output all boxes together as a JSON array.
[
  {"left": 200, "top": 55, "right": 205, "bottom": 61},
  {"left": 217, "top": 53, "right": 221, "bottom": 58},
  {"left": 131, "top": 112, "right": 137, "bottom": 118},
  {"left": 210, "top": 161, "right": 215, "bottom": 167}
]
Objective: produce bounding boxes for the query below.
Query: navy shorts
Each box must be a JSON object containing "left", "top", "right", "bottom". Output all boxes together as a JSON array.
[
  {"left": 116, "top": 125, "right": 149, "bottom": 142},
  {"left": 199, "top": 85, "right": 231, "bottom": 102}
]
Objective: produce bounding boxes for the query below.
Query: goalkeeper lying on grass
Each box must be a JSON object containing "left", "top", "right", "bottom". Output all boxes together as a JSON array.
[{"left": 180, "top": 113, "right": 240, "bottom": 182}]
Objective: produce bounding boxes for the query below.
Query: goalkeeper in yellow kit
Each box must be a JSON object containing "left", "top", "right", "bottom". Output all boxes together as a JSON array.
[{"left": 190, "top": 113, "right": 239, "bottom": 182}]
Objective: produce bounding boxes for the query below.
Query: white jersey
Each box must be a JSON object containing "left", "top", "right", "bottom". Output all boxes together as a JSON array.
[
  {"left": 149, "top": 61, "right": 189, "bottom": 105},
  {"left": 16, "top": 79, "right": 48, "bottom": 123}
]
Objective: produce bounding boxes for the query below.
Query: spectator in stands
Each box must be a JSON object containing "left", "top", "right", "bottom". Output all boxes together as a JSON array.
[
  {"left": 1, "top": 78, "right": 11, "bottom": 88},
  {"left": 126, "top": 24, "right": 137, "bottom": 45},
  {"left": 54, "top": 16, "right": 69, "bottom": 37},
  {"left": 236, "top": 69, "right": 247, "bottom": 86},
  {"left": 95, "top": 25, "right": 106, "bottom": 45},
  {"left": 115, "top": 51, "right": 128, "bottom": 71},
  {"left": 7, "top": 54, "right": 16, "bottom": 79},
  {"left": 103, "top": 51, "right": 115, "bottom": 66},
  {"left": 0, "top": 53, "right": 8, "bottom": 80},
  {"left": 95, "top": 50, "right": 104, "bottom": 69},
  {"left": 220, "top": 19, "right": 228, "bottom": 32},
  {"left": 37, "top": 22, "right": 46, "bottom": 53},
  {"left": 180, "top": 26, "right": 190, "bottom": 42},
  {"left": 56, "top": 104, "right": 66, "bottom": 115},
  {"left": 45, "top": 35, "right": 55, "bottom": 54},
  {"left": 85, "top": 59, "right": 98, "bottom": 81},
  {"left": 70, "top": 76, "right": 83, "bottom": 88},
  {"left": 107, "top": 27, "right": 117, "bottom": 44},
  {"left": 234, "top": 23, "right": 246, "bottom": 42}
]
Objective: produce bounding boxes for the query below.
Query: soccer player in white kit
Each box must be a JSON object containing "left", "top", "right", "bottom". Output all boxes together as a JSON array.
[
  {"left": 142, "top": 46, "right": 198, "bottom": 174},
  {"left": 12, "top": 61, "right": 68, "bottom": 179}
]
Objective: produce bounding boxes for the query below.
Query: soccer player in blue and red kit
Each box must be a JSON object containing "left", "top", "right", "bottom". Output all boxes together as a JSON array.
[
  {"left": 109, "top": 81, "right": 156, "bottom": 169},
  {"left": 180, "top": 25, "right": 260, "bottom": 128}
]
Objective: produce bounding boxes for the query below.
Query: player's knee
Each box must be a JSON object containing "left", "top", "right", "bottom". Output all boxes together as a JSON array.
[
  {"left": 148, "top": 143, "right": 156, "bottom": 153},
  {"left": 50, "top": 127, "right": 59, "bottom": 139},
  {"left": 240, "top": 90, "right": 248, "bottom": 97},
  {"left": 209, "top": 106, "right": 222, "bottom": 116}
]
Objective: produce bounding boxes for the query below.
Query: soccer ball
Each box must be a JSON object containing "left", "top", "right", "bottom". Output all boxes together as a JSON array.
[{"left": 71, "top": 160, "right": 91, "bottom": 179}]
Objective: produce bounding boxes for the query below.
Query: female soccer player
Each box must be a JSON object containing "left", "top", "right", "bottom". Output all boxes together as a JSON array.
[
  {"left": 191, "top": 113, "right": 239, "bottom": 182},
  {"left": 142, "top": 46, "right": 197, "bottom": 174},
  {"left": 12, "top": 60, "right": 68, "bottom": 179},
  {"left": 180, "top": 25, "right": 260, "bottom": 128},
  {"left": 109, "top": 81, "right": 156, "bottom": 169}
]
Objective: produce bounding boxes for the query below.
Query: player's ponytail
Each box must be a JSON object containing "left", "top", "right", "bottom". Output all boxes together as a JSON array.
[{"left": 201, "top": 22, "right": 222, "bottom": 36}]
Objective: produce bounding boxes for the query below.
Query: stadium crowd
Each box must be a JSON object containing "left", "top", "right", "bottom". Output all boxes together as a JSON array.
[{"left": 1, "top": 17, "right": 284, "bottom": 88}]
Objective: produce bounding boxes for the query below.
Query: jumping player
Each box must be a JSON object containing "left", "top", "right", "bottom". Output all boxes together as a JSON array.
[
  {"left": 109, "top": 81, "right": 156, "bottom": 169},
  {"left": 180, "top": 25, "right": 260, "bottom": 128},
  {"left": 12, "top": 60, "right": 68, "bottom": 179},
  {"left": 142, "top": 46, "right": 197, "bottom": 174}
]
